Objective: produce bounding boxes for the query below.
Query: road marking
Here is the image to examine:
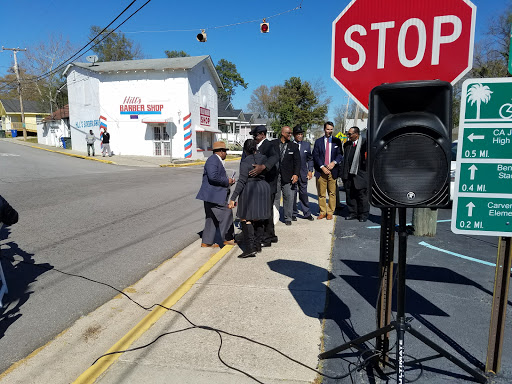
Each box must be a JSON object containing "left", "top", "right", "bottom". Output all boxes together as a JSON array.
[
  {"left": 73, "top": 245, "right": 234, "bottom": 384},
  {"left": 366, "top": 219, "right": 452, "bottom": 229},
  {"left": 418, "top": 241, "right": 497, "bottom": 268},
  {"left": 0, "top": 153, "right": 20, "bottom": 156}
]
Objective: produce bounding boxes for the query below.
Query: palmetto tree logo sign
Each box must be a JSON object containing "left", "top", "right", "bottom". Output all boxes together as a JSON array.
[{"left": 467, "top": 83, "right": 493, "bottom": 119}]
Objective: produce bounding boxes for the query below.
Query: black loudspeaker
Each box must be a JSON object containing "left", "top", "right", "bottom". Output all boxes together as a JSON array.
[{"left": 368, "top": 80, "right": 452, "bottom": 208}]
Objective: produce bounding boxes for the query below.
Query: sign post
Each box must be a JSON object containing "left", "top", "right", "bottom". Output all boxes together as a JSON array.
[{"left": 452, "top": 77, "right": 512, "bottom": 375}]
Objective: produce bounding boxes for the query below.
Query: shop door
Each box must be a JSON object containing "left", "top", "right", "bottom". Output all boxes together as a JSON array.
[{"left": 153, "top": 126, "right": 170, "bottom": 156}]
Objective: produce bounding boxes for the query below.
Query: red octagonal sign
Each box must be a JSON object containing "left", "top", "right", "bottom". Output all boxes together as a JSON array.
[{"left": 332, "top": 0, "right": 476, "bottom": 111}]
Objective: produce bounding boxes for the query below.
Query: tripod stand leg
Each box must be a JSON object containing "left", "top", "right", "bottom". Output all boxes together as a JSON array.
[
  {"left": 407, "top": 325, "right": 487, "bottom": 383},
  {"left": 319, "top": 323, "right": 395, "bottom": 359}
]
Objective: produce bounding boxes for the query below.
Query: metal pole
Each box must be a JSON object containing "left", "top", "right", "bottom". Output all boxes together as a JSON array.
[
  {"left": 486, "top": 236, "right": 512, "bottom": 374},
  {"left": 343, "top": 96, "right": 350, "bottom": 132},
  {"left": 396, "top": 207, "right": 408, "bottom": 384},
  {"left": 2, "top": 47, "right": 27, "bottom": 141},
  {"left": 376, "top": 208, "right": 396, "bottom": 363}
]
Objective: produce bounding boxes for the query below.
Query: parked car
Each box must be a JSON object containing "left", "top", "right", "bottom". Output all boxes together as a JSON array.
[{"left": 450, "top": 140, "right": 458, "bottom": 200}]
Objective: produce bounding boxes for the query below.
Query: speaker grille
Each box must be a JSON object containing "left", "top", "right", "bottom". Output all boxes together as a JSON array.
[{"left": 372, "top": 133, "right": 449, "bottom": 206}]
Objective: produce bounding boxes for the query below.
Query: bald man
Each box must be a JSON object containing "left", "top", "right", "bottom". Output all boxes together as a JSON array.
[{"left": 272, "top": 126, "right": 301, "bottom": 225}]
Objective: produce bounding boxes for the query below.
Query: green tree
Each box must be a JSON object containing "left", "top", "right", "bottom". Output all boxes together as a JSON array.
[
  {"left": 215, "top": 59, "right": 248, "bottom": 101},
  {"left": 88, "top": 26, "right": 143, "bottom": 62},
  {"left": 267, "top": 77, "right": 329, "bottom": 132},
  {"left": 164, "top": 50, "right": 190, "bottom": 58}
]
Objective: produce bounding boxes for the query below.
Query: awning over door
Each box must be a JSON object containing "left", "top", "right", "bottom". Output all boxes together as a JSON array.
[
  {"left": 195, "top": 126, "right": 221, "bottom": 133},
  {"left": 142, "top": 117, "right": 173, "bottom": 124}
]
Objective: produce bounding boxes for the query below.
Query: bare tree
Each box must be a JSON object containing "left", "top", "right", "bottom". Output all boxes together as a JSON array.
[
  {"left": 246, "top": 84, "right": 279, "bottom": 118},
  {"left": 20, "top": 34, "right": 77, "bottom": 112}
]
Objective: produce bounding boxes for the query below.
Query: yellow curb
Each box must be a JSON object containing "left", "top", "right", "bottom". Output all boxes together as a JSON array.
[
  {"left": 30, "top": 146, "right": 114, "bottom": 164},
  {"left": 73, "top": 245, "right": 234, "bottom": 384}
]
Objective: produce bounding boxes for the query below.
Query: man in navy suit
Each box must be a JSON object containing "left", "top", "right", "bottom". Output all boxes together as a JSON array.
[
  {"left": 292, "top": 125, "right": 314, "bottom": 221},
  {"left": 196, "top": 141, "right": 236, "bottom": 247},
  {"left": 312, "top": 121, "right": 343, "bottom": 220}
]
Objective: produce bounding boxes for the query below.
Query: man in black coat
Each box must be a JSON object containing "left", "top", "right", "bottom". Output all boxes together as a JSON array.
[
  {"left": 341, "top": 126, "right": 369, "bottom": 222},
  {"left": 247, "top": 125, "right": 279, "bottom": 244},
  {"left": 272, "top": 126, "right": 300, "bottom": 225},
  {"left": 292, "top": 125, "right": 314, "bottom": 221}
]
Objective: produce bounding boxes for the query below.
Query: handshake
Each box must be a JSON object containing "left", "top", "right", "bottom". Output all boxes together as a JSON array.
[{"left": 0, "top": 196, "right": 18, "bottom": 226}]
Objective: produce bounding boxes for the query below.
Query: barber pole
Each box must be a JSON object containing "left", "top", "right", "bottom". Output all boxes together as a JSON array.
[{"left": 183, "top": 113, "right": 192, "bottom": 158}]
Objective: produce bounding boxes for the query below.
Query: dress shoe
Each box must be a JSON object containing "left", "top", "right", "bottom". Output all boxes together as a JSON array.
[
  {"left": 223, "top": 240, "right": 236, "bottom": 246},
  {"left": 305, "top": 215, "right": 314, "bottom": 221},
  {"left": 261, "top": 241, "right": 272, "bottom": 247},
  {"left": 345, "top": 215, "right": 357, "bottom": 220},
  {"left": 285, "top": 221, "right": 292, "bottom": 226},
  {"left": 269, "top": 236, "right": 278, "bottom": 243},
  {"left": 359, "top": 217, "right": 368, "bottom": 222},
  {"left": 326, "top": 214, "right": 333, "bottom": 220},
  {"left": 317, "top": 214, "right": 326, "bottom": 220},
  {"left": 238, "top": 250, "right": 256, "bottom": 258},
  {"left": 201, "top": 243, "right": 220, "bottom": 248},
  {"left": 292, "top": 217, "right": 297, "bottom": 221}
]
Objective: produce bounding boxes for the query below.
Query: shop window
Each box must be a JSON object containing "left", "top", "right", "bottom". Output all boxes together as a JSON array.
[
  {"left": 163, "top": 126, "right": 169, "bottom": 141},
  {"left": 163, "top": 142, "right": 170, "bottom": 156},
  {"left": 154, "top": 126, "right": 161, "bottom": 141},
  {"left": 154, "top": 141, "right": 161, "bottom": 156}
]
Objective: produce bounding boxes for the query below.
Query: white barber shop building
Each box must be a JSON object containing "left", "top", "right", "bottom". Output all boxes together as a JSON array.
[{"left": 63, "top": 56, "right": 222, "bottom": 159}]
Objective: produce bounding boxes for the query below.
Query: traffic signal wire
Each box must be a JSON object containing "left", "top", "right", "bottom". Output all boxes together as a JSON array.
[
  {"left": 0, "top": 0, "right": 152, "bottom": 92},
  {"left": 0, "top": 252, "right": 365, "bottom": 383}
]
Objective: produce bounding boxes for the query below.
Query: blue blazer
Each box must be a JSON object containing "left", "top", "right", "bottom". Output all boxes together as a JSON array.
[
  {"left": 296, "top": 140, "right": 314, "bottom": 182},
  {"left": 196, "top": 154, "right": 230, "bottom": 205},
  {"left": 312, "top": 136, "right": 343, "bottom": 179}
]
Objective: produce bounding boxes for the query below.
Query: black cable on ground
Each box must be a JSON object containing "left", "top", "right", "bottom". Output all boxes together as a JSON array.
[{"left": 0, "top": 253, "right": 366, "bottom": 383}]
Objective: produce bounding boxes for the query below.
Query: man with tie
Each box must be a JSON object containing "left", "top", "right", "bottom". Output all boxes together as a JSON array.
[
  {"left": 312, "top": 121, "right": 343, "bottom": 220},
  {"left": 292, "top": 125, "right": 314, "bottom": 221},
  {"left": 341, "top": 126, "right": 369, "bottom": 222}
]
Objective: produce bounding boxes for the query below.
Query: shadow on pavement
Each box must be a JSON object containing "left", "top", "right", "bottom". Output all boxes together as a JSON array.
[{"left": 0, "top": 228, "right": 54, "bottom": 338}]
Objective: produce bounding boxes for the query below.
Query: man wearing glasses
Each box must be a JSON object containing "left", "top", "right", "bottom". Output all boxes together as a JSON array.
[
  {"left": 341, "top": 126, "right": 369, "bottom": 222},
  {"left": 271, "top": 126, "right": 300, "bottom": 226}
]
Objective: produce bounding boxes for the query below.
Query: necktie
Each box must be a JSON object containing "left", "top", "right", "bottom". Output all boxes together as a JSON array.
[
  {"left": 325, "top": 138, "right": 330, "bottom": 165},
  {"left": 353, "top": 141, "right": 356, "bottom": 147}
]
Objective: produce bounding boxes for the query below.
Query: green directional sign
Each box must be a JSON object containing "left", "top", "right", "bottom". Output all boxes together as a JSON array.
[
  {"left": 452, "top": 78, "right": 512, "bottom": 237},
  {"left": 454, "top": 197, "right": 512, "bottom": 234},
  {"left": 458, "top": 163, "right": 512, "bottom": 194}
]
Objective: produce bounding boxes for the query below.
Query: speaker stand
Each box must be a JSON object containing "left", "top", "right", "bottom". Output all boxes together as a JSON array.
[{"left": 319, "top": 208, "right": 487, "bottom": 384}]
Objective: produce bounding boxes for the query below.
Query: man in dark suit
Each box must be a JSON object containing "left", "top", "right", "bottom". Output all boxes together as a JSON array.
[
  {"left": 292, "top": 125, "right": 314, "bottom": 221},
  {"left": 196, "top": 141, "right": 236, "bottom": 247},
  {"left": 312, "top": 121, "right": 343, "bottom": 220},
  {"left": 247, "top": 125, "right": 279, "bottom": 244},
  {"left": 341, "top": 126, "right": 369, "bottom": 222},
  {"left": 272, "top": 126, "right": 300, "bottom": 225}
]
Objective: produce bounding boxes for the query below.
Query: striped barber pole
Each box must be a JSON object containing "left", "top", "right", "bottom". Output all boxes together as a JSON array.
[
  {"left": 183, "top": 113, "right": 192, "bottom": 158},
  {"left": 99, "top": 115, "right": 107, "bottom": 149}
]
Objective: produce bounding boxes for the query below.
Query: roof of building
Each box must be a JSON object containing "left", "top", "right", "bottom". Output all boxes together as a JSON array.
[
  {"left": 0, "top": 99, "right": 49, "bottom": 114},
  {"left": 218, "top": 98, "right": 233, "bottom": 112},
  {"left": 219, "top": 108, "right": 243, "bottom": 119},
  {"left": 63, "top": 56, "right": 223, "bottom": 88},
  {"left": 44, "top": 105, "right": 69, "bottom": 121}
]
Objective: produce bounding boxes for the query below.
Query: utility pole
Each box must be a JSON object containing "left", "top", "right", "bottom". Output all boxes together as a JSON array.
[{"left": 2, "top": 46, "right": 28, "bottom": 141}]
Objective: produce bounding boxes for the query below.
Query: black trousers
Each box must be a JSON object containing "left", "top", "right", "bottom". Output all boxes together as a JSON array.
[
  {"left": 264, "top": 192, "right": 277, "bottom": 241},
  {"left": 343, "top": 177, "right": 369, "bottom": 218}
]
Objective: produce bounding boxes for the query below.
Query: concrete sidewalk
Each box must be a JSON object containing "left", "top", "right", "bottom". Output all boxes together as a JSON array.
[
  {"left": 1, "top": 137, "right": 241, "bottom": 168},
  {"left": 0, "top": 179, "right": 335, "bottom": 384}
]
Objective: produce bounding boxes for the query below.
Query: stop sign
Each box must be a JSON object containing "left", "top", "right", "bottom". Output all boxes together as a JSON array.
[{"left": 332, "top": 0, "right": 476, "bottom": 111}]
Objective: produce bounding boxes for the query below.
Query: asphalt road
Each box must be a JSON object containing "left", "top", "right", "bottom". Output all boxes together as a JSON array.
[
  {"left": 321, "top": 199, "right": 512, "bottom": 383},
  {"left": 0, "top": 141, "right": 207, "bottom": 373}
]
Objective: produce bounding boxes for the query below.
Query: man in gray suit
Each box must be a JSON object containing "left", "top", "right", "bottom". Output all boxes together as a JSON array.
[
  {"left": 292, "top": 125, "right": 315, "bottom": 221},
  {"left": 196, "top": 141, "right": 236, "bottom": 247}
]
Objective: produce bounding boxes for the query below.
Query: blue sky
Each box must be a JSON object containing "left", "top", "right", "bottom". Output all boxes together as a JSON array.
[{"left": 0, "top": 0, "right": 508, "bottom": 119}]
